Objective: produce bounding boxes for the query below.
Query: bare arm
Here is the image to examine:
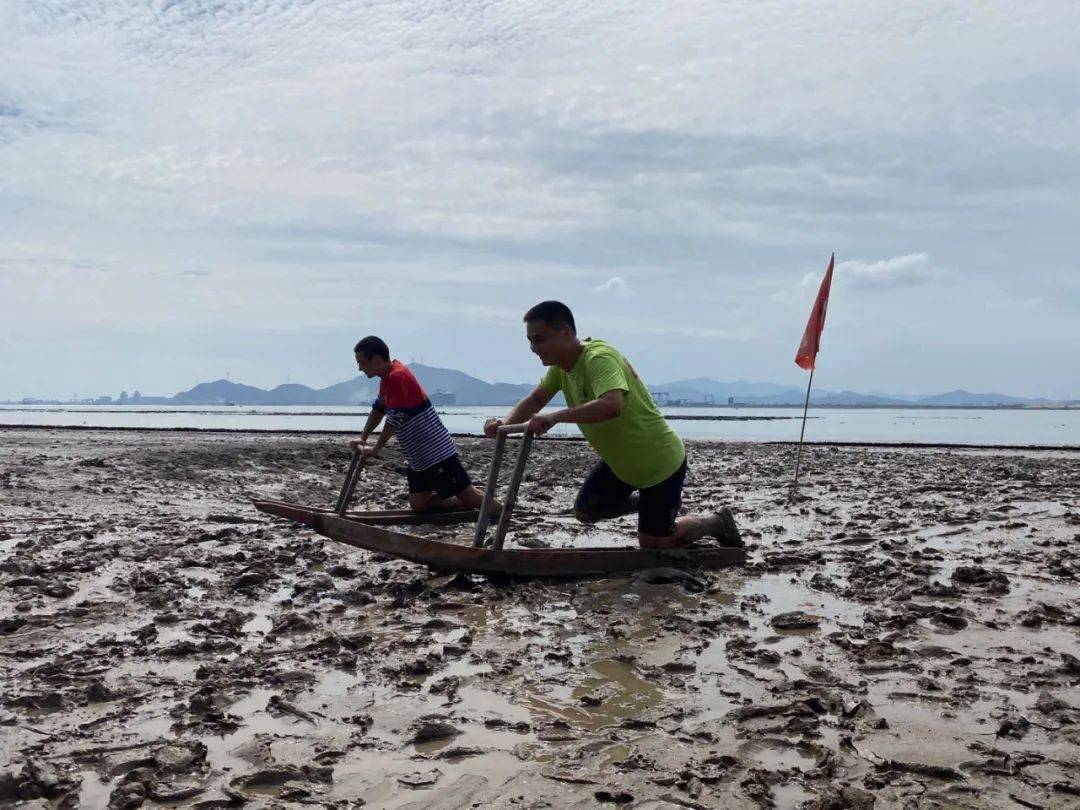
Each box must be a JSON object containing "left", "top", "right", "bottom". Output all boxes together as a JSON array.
[
  {"left": 368, "top": 421, "right": 396, "bottom": 456},
  {"left": 525, "top": 353, "right": 630, "bottom": 435},
  {"left": 506, "top": 386, "right": 556, "bottom": 424},
  {"left": 485, "top": 386, "right": 555, "bottom": 436},
  {"left": 527, "top": 389, "right": 623, "bottom": 435},
  {"left": 361, "top": 409, "right": 383, "bottom": 442},
  {"left": 547, "top": 389, "right": 623, "bottom": 426},
  {"left": 350, "top": 409, "right": 385, "bottom": 450}
]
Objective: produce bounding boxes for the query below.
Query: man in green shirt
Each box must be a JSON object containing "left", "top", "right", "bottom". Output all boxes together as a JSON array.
[{"left": 485, "top": 301, "right": 740, "bottom": 550}]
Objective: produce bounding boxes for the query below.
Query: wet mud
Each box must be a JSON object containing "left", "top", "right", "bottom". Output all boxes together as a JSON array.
[{"left": 1, "top": 427, "right": 1079, "bottom": 808}]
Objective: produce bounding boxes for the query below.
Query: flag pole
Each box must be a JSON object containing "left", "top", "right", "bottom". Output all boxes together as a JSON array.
[
  {"left": 789, "top": 367, "right": 814, "bottom": 502},
  {"left": 791, "top": 252, "right": 834, "bottom": 502}
]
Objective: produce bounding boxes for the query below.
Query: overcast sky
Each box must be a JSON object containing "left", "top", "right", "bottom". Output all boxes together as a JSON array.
[{"left": 3, "top": 1, "right": 1078, "bottom": 401}]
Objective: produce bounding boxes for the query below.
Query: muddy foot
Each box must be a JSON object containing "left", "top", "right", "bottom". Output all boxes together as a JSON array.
[{"left": 711, "top": 507, "right": 743, "bottom": 548}]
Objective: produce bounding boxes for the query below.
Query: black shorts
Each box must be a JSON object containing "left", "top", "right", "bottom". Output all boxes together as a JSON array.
[
  {"left": 574, "top": 457, "right": 687, "bottom": 537},
  {"left": 406, "top": 454, "right": 472, "bottom": 499}
]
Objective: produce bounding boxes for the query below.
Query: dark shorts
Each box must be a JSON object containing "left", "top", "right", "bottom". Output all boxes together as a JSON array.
[
  {"left": 574, "top": 457, "right": 687, "bottom": 537},
  {"left": 406, "top": 454, "right": 472, "bottom": 499}
]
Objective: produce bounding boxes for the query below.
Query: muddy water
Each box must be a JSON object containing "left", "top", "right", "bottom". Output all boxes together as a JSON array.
[{"left": 1, "top": 428, "right": 1079, "bottom": 808}]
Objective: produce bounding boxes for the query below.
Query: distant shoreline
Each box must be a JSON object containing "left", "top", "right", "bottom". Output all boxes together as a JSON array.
[
  {"left": 2, "top": 403, "right": 1078, "bottom": 412},
  {"left": 0, "top": 406, "right": 802, "bottom": 421},
  {"left": 2, "top": 423, "right": 1077, "bottom": 452}
]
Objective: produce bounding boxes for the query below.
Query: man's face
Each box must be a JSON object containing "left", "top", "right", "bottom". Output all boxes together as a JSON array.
[
  {"left": 526, "top": 321, "right": 572, "bottom": 366},
  {"left": 355, "top": 352, "right": 377, "bottom": 378}
]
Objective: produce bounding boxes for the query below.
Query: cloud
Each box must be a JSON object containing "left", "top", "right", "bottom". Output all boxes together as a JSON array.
[
  {"left": 593, "top": 276, "right": 631, "bottom": 295},
  {"left": 803, "top": 253, "right": 934, "bottom": 290},
  {"left": 1, "top": 2, "right": 1078, "bottom": 398}
]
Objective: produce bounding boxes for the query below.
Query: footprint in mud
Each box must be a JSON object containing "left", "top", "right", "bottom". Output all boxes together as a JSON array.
[{"left": 735, "top": 737, "right": 825, "bottom": 773}]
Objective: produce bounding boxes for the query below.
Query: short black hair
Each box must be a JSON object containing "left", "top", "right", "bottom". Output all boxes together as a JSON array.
[
  {"left": 523, "top": 300, "right": 575, "bottom": 333},
  {"left": 353, "top": 335, "right": 390, "bottom": 361}
]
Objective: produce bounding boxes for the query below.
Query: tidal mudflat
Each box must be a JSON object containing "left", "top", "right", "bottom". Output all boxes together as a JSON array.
[{"left": 1, "top": 428, "right": 1078, "bottom": 808}]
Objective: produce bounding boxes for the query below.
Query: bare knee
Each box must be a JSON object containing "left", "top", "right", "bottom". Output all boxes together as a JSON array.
[
  {"left": 409, "top": 494, "right": 434, "bottom": 513},
  {"left": 457, "top": 486, "right": 483, "bottom": 509}
]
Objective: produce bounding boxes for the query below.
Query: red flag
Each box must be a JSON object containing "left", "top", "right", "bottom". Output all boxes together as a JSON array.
[{"left": 795, "top": 254, "right": 835, "bottom": 371}]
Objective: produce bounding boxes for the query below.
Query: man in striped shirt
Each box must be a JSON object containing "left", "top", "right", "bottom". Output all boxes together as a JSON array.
[{"left": 350, "top": 336, "right": 490, "bottom": 514}]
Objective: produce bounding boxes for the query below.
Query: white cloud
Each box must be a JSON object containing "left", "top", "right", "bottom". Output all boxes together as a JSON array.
[
  {"left": 593, "top": 276, "right": 631, "bottom": 295},
  {"left": 803, "top": 253, "right": 935, "bottom": 290},
  {"left": 1, "top": 1, "right": 1079, "bottom": 398}
]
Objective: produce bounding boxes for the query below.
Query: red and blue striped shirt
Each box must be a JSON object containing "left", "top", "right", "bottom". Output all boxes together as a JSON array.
[{"left": 372, "top": 360, "right": 457, "bottom": 471}]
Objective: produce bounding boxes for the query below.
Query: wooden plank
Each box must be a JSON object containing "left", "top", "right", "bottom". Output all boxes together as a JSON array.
[
  {"left": 252, "top": 500, "right": 480, "bottom": 528},
  {"left": 314, "top": 514, "right": 746, "bottom": 576}
]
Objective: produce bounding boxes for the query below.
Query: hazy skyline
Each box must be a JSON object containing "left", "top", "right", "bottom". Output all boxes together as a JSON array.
[{"left": 3, "top": 2, "right": 1078, "bottom": 401}]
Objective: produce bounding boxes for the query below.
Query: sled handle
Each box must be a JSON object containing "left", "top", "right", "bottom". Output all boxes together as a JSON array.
[
  {"left": 335, "top": 450, "right": 366, "bottom": 516},
  {"left": 491, "top": 430, "right": 533, "bottom": 550},
  {"left": 497, "top": 422, "right": 531, "bottom": 436},
  {"left": 474, "top": 423, "right": 533, "bottom": 547}
]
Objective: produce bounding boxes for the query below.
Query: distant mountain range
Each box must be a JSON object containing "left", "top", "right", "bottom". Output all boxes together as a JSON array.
[
  {"left": 91, "top": 364, "right": 1072, "bottom": 408},
  {"left": 160, "top": 365, "right": 537, "bottom": 407},
  {"left": 657, "top": 379, "right": 1064, "bottom": 407}
]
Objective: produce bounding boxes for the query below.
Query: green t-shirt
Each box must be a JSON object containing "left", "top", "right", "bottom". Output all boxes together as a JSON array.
[{"left": 540, "top": 339, "right": 685, "bottom": 489}]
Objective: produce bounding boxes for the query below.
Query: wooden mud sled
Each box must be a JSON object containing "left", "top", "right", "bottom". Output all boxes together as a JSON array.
[{"left": 254, "top": 423, "right": 746, "bottom": 577}]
